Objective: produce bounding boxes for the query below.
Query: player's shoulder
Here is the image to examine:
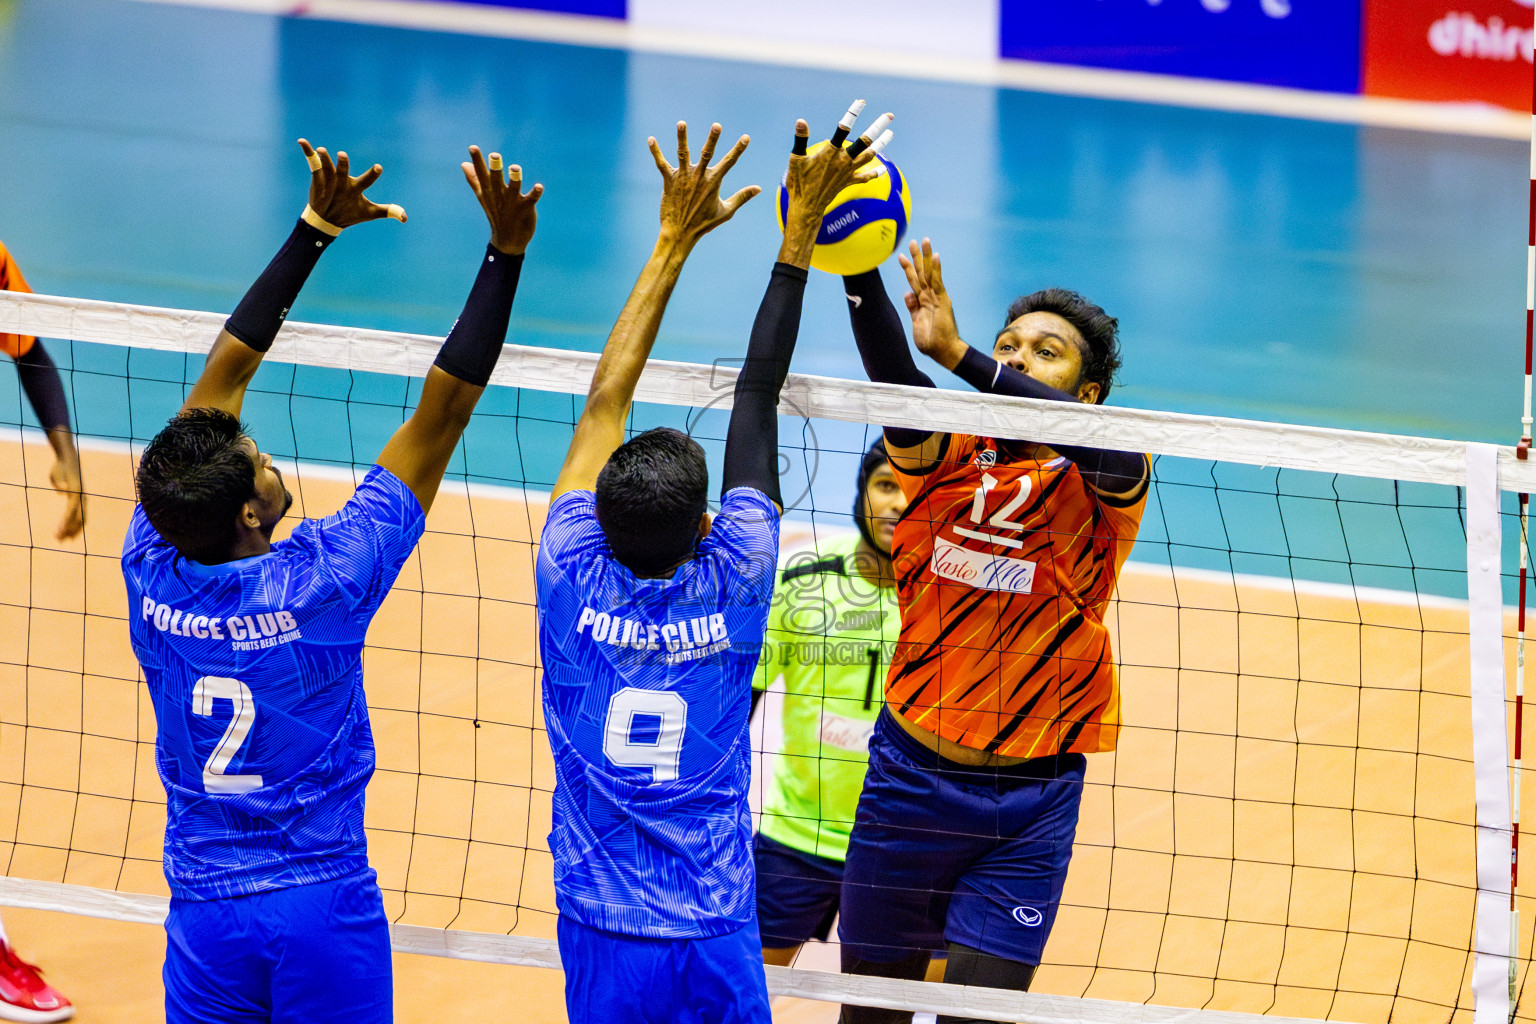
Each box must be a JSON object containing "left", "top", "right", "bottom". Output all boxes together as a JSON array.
[
  {"left": 536, "top": 490, "right": 607, "bottom": 582},
  {"left": 699, "top": 488, "right": 779, "bottom": 575},
  {"left": 122, "top": 503, "right": 172, "bottom": 570}
]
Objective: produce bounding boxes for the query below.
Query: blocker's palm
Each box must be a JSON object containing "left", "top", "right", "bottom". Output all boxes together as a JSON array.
[
  {"left": 781, "top": 124, "right": 879, "bottom": 225},
  {"left": 297, "top": 138, "right": 406, "bottom": 229},
  {"left": 461, "top": 146, "right": 543, "bottom": 255},
  {"left": 900, "top": 238, "right": 963, "bottom": 365},
  {"left": 651, "top": 121, "right": 760, "bottom": 246}
]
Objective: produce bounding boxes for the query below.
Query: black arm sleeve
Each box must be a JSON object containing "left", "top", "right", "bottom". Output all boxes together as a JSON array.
[
  {"left": 433, "top": 248, "right": 524, "bottom": 387},
  {"left": 224, "top": 219, "right": 335, "bottom": 353},
  {"left": 841, "top": 269, "right": 933, "bottom": 449},
  {"left": 721, "top": 263, "right": 808, "bottom": 504},
  {"left": 952, "top": 346, "right": 1146, "bottom": 496},
  {"left": 15, "top": 341, "right": 71, "bottom": 431}
]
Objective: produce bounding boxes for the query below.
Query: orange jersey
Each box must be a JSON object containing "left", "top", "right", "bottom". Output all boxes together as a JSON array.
[
  {"left": 0, "top": 241, "right": 37, "bottom": 360},
  {"left": 886, "top": 433, "right": 1148, "bottom": 759}
]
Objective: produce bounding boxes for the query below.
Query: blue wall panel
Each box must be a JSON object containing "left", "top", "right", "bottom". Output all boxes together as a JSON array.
[{"left": 1000, "top": 0, "right": 1362, "bottom": 94}]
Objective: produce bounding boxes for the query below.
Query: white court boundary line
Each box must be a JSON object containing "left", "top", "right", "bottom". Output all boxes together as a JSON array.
[
  {"left": 0, "top": 877, "right": 1342, "bottom": 1024},
  {"left": 5, "top": 289, "right": 1534, "bottom": 493},
  {"left": 126, "top": 0, "right": 1528, "bottom": 140}
]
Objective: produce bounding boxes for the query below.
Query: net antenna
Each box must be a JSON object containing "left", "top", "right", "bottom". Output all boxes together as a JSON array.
[{"left": 1517, "top": 30, "right": 1536, "bottom": 1017}]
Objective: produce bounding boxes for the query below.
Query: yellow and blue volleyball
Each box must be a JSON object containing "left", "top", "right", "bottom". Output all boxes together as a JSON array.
[{"left": 777, "top": 144, "right": 911, "bottom": 276}]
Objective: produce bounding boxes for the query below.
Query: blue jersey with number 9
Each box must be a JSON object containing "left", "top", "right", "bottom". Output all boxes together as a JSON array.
[
  {"left": 122, "top": 467, "right": 425, "bottom": 902},
  {"left": 536, "top": 488, "right": 779, "bottom": 939}
]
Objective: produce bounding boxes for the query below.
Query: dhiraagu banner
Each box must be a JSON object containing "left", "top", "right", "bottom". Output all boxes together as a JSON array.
[{"left": 1363, "top": 0, "right": 1533, "bottom": 110}]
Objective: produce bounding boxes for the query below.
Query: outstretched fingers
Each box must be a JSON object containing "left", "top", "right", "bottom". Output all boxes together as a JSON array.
[
  {"left": 648, "top": 136, "right": 674, "bottom": 179},
  {"left": 461, "top": 161, "right": 484, "bottom": 198},
  {"left": 792, "top": 118, "right": 809, "bottom": 156},
  {"left": 675, "top": 121, "right": 691, "bottom": 172},
  {"left": 353, "top": 163, "right": 383, "bottom": 191},
  {"left": 711, "top": 134, "right": 751, "bottom": 177},
  {"left": 698, "top": 123, "right": 722, "bottom": 169},
  {"left": 722, "top": 184, "right": 761, "bottom": 214},
  {"left": 468, "top": 145, "right": 491, "bottom": 187},
  {"left": 899, "top": 247, "right": 925, "bottom": 294},
  {"left": 298, "top": 138, "right": 323, "bottom": 173},
  {"left": 915, "top": 245, "right": 940, "bottom": 294}
]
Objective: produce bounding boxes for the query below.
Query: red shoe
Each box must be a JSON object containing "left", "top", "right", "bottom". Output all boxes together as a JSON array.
[{"left": 0, "top": 941, "right": 72, "bottom": 1023}]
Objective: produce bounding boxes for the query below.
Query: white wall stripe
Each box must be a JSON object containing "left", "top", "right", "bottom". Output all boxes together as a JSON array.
[{"left": 124, "top": 0, "right": 1529, "bottom": 140}]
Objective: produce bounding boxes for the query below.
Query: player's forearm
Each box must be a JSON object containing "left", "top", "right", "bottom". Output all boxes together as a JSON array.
[
  {"left": 952, "top": 347, "right": 1145, "bottom": 493},
  {"left": 189, "top": 218, "right": 338, "bottom": 415},
  {"left": 720, "top": 262, "right": 807, "bottom": 505},
  {"left": 432, "top": 245, "right": 524, "bottom": 391},
  {"left": 583, "top": 238, "right": 690, "bottom": 417},
  {"left": 842, "top": 269, "right": 934, "bottom": 448},
  {"left": 14, "top": 342, "right": 71, "bottom": 431}
]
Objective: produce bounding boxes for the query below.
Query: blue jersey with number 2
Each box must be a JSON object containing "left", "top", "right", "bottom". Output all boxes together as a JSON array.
[
  {"left": 122, "top": 467, "right": 424, "bottom": 902},
  {"left": 536, "top": 487, "right": 779, "bottom": 939}
]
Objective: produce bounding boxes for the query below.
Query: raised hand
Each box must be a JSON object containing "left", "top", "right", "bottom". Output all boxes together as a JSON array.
[
  {"left": 297, "top": 138, "right": 406, "bottom": 231},
  {"left": 461, "top": 146, "right": 544, "bottom": 255},
  {"left": 899, "top": 238, "right": 966, "bottom": 369},
  {"left": 650, "top": 121, "right": 760, "bottom": 248},
  {"left": 781, "top": 116, "right": 881, "bottom": 225},
  {"left": 777, "top": 107, "right": 888, "bottom": 269}
]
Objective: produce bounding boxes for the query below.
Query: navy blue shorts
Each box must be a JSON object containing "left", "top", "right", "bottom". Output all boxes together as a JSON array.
[
  {"left": 838, "top": 708, "right": 1086, "bottom": 966},
  {"left": 558, "top": 914, "right": 771, "bottom": 1024},
  {"left": 754, "top": 831, "right": 844, "bottom": 947},
  {"left": 163, "top": 869, "right": 392, "bottom": 1024}
]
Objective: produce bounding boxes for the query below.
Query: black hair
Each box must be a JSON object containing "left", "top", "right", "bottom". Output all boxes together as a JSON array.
[
  {"left": 852, "top": 438, "right": 891, "bottom": 554},
  {"left": 595, "top": 427, "right": 710, "bottom": 576},
  {"left": 135, "top": 408, "right": 257, "bottom": 562},
  {"left": 1001, "top": 288, "right": 1121, "bottom": 403}
]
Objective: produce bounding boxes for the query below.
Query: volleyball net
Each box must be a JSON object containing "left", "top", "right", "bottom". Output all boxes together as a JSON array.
[{"left": 0, "top": 287, "right": 1529, "bottom": 1023}]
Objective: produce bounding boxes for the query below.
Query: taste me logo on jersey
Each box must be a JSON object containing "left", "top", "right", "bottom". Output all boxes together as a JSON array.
[
  {"left": 576, "top": 606, "right": 731, "bottom": 665},
  {"left": 141, "top": 597, "right": 301, "bottom": 652},
  {"left": 928, "top": 458, "right": 1038, "bottom": 595}
]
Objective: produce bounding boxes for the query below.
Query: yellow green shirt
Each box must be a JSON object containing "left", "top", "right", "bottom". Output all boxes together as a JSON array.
[{"left": 754, "top": 533, "right": 900, "bottom": 862}]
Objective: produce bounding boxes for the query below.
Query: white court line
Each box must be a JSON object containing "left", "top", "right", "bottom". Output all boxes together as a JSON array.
[
  {"left": 126, "top": 0, "right": 1528, "bottom": 140},
  {"left": 0, "top": 876, "right": 1346, "bottom": 1024}
]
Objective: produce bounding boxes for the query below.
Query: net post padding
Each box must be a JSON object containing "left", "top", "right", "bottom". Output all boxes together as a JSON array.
[
  {"left": 1469, "top": 444, "right": 1515, "bottom": 1024},
  {"left": 0, "top": 876, "right": 1345, "bottom": 1024},
  {"left": 4, "top": 289, "right": 1536, "bottom": 493}
]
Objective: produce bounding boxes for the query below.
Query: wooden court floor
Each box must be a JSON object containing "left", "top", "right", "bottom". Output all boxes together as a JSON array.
[{"left": 0, "top": 436, "right": 1523, "bottom": 1022}]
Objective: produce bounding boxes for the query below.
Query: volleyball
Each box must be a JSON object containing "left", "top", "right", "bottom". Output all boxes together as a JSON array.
[{"left": 777, "top": 143, "right": 911, "bottom": 276}]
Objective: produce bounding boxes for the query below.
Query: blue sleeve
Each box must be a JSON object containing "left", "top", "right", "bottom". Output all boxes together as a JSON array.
[
  {"left": 696, "top": 487, "right": 780, "bottom": 606},
  {"left": 310, "top": 466, "right": 426, "bottom": 622}
]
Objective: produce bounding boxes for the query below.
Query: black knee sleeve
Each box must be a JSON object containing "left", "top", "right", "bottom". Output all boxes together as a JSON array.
[
  {"left": 837, "top": 948, "right": 930, "bottom": 1024},
  {"left": 934, "top": 942, "right": 1036, "bottom": 1024}
]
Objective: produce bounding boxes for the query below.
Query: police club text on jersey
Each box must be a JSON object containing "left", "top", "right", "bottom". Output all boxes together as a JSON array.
[{"left": 140, "top": 597, "right": 303, "bottom": 652}]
